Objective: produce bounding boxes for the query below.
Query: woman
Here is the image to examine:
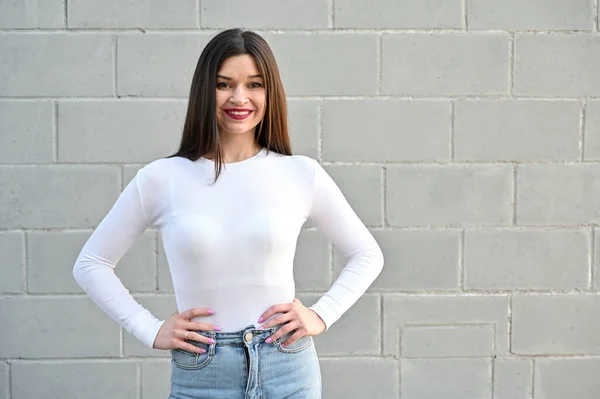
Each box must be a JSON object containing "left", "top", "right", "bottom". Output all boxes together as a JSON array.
[{"left": 73, "top": 28, "right": 384, "bottom": 399}]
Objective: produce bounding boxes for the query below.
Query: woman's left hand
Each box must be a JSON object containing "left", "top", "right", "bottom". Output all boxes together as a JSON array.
[{"left": 258, "top": 297, "right": 326, "bottom": 347}]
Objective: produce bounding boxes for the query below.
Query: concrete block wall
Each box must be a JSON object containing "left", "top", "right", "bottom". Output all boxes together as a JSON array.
[{"left": 1, "top": 1, "right": 600, "bottom": 398}]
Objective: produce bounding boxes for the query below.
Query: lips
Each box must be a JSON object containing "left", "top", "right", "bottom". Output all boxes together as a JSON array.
[{"left": 224, "top": 108, "right": 253, "bottom": 121}]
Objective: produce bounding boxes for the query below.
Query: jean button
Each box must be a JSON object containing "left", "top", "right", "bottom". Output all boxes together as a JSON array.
[{"left": 244, "top": 332, "right": 253, "bottom": 343}]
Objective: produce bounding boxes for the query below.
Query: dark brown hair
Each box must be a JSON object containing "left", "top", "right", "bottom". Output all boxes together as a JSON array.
[{"left": 167, "top": 28, "right": 292, "bottom": 181}]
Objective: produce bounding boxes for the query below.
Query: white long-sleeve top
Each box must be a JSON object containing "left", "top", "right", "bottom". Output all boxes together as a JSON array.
[{"left": 73, "top": 148, "right": 384, "bottom": 348}]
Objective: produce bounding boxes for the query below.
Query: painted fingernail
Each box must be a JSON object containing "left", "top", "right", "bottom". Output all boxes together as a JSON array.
[
  {"left": 208, "top": 309, "right": 215, "bottom": 314},
  {"left": 265, "top": 338, "right": 272, "bottom": 344},
  {"left": 258, "top": 317, "right": 264, "bottom": 323},
  {"left": 281, "top": 344, "right": 285, "bottom": 348},
  {"left": 213, "top": 326, "right": 221, "bottom": 331},
  {"left": 208, "top": 338, "right": 216, "bottom": 344},
  {"left": 199, "top": 349, "right": 206, "bottom": 353}
]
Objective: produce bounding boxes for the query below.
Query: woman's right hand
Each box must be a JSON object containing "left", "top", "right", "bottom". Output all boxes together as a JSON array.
[{"left": 152, "top": 308, "right": 221, "bottom": 353}]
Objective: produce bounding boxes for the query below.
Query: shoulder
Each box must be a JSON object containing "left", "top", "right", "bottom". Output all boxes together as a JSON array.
[
  {"left": 268, "top": 152, "right": 318, "bottom": 176},
  {"left": 136, "top": 156, "right": 188, "bottom": 189}
]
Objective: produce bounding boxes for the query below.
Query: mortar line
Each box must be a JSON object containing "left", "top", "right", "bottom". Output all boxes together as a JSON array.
[
  {"left": 509, "top": 32, "right": 515, "bottom": 96},
  {"left": 459, "top": 229, "right": 465, "bottom": 290},
  {"left": 508, "top": 295, "right": 513, "bottom": 354},
  {"left": 120, "top": 328, "right": 124, "bottom": 358},
  {"left": 490, "top": 348, "right": 495, "bottom": 399},
  {"left": 318, "top": 100, "right": 323, "bottom": 162},
  {"left": 450, "top": 101, "right": 455, "bottom": 162},
  {"left": 8, "top": 361, "right": 11, "bottom": 399},
  {"left": 379, "top": 295, "right": 384, "bottom": 355},
  {"left": 462, "top": 0, "right": 468, "bottom": 30},
  {"left": 530, "top": 359, "right": 535, "bottom": 399},
  {"left": 590, "top": 228, "right": 596, "bottom": 290},
  {"left": 53, "top": 101, "right": 58, "bottom": 163},
  {"left": 114, "top": 36, "right": 119, "bottom": 97},
  {"left": 377, "top": 34, "right": 382, "bottom": 95},
  {"left": 23, "top": 232, "right": 28, "bottom": 293},
  {"left": 512, "top": 165, "right": 518, "bottom": 225},
  {"left": 137, "top": 361, "right": 142, "bottom": 399},
  {"left": 381, "top": 166, "right": 387, "bottom": 227},
  {"left": 580, "top": 99, "right": 587, "bottom": 162}
]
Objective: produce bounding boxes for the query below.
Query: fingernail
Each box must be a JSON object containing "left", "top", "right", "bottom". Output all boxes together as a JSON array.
[
  {"left": 265, "top": 338, "right": 272, "bottom": 344},
  {"left": 258, "top": 317, "right": 264, "bottom": 323},
  {"left": 208, "top": 338, "right": 216, "bottom": 344},
  {"left": 213, "top": 326, "right": 221, "bottom": 331},
  {"left": 281, "top": 343, "right": 285, "bottom": 348},
  {"left": 199, "top": 349, "right": 206, "bottom": 353},
  {"left": 208, "top": 309, "right": 215, "bottom": 314}
]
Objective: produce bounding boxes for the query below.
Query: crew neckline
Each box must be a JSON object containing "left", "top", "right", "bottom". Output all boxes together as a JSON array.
[{"left": 199, "top": 147, "right": 267, "bottom": 167}]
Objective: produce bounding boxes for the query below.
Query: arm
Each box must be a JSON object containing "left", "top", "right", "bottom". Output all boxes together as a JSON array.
[
  {"left": 72, "top": 166, "right": 165, "bottom": 348},
  {"left": 307, "top": 160, "right": 384, "bottom": 330}
]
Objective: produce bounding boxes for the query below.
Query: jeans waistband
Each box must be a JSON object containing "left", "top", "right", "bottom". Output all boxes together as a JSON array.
[{"left": 192, "top": 324, "right": 282, "bottom": 346}]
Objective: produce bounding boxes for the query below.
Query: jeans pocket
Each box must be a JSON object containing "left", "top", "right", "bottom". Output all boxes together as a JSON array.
[
  {"left": 170, "top": 335, "right": 215, "bottom": 370},
  {"left": 274, "top": 333, "right": 313, "bottom": 354}
]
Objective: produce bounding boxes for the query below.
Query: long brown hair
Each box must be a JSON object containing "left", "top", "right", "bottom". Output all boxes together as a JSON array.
[{"left": 167, "top": 28, "right": 292, "bottom": 181}]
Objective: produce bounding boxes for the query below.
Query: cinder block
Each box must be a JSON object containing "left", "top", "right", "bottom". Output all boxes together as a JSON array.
[
  {"left": 402, "top": 324, "right": 495, "bottom": 358},
  {"left": 288, "top": 99, "right": 319, "bottom": 159},
  {"left": 335, "top": 230, "right": 460, "bottom": 291},
  {"left": 401, "top": 358, "right": 491, "bottom": 399},
  {"left": 0, "top": 0, "right": 63, "bottom": 28},
  {"left": 0, "top": 297, "right": 120, "bottom": 358},
  {"left": 262, "top": 33, "right": 378, "bottom": 96},
  {"left": 202, "top": 0, "right": 329, "bottom": 29},
  {"left": 0, "top": 232, "right": 24, "bottom": 293},
  {"left": 494, "top": 358, "right": 532, "bottom": 399},
  {"left": 28, "top": 231, "right": 157, "bottom": 293},
  {"left": 0, "top": 34, "right": 113, "bottom": 97},
  {"left": 465, "top": 229, "right": 589, "bottom": 290},
  {"left": 299, "top": 294, "right": 381, "bottom": 356},
  {"left": 535, "top": 358, "right": 600, "bottom": 399},
  {"left": 584, "top": 100, "right": 600, "bottom": 160},
  {"left": 58, "top": 101, "right": 185, "bottom": 163},
  {"left": 322, "top": 99, "right": 450, "bottom": 162},
  {"left": 294, "top": 229, "right": 331, "bottom": 291},
  {"left": 141, "top": 360, "right": 172, "bottom": 399},
  {"left": 454, "top": 100, "right": 580, "bottom": 161},
  {"left": 516, "top": 164, "right": 600, "bottom": 225},
  {"left": 468, "top": 0, "right": 592, "bottom": 30},
  {"left": 320, "top": 359, "right": 399, "bottom": 398},
  {"left": 383, "top": 295, "right": 509, "bottom": 356},
  {"left": 382, "top": 33, "right": 509, "bottom": 95},
  {"left": 0, "top": 165, "right": 121, "bottom": 229},
  {"left": 335, "top": 0, "right": 461, "bottom": 28},
  {"left": 324, "top": 165, "right": 382, "bottom": 226},
  {"left": 512, "top": 295, "right": 600, "bottom": 355},
  {"left": 386, "top": 165, "right": 513, "bottom": 227},
  {"left": 11, "top": 362, "right": 137, "bottom": 399},
  {"left": 68, "top": 0, "right": 197, "bottom": 28},
  {"left": 0, "top": 101, "right": 54, "bottom": 164},
  {"left": 117, "top": 34, "right": 212, "bottom": 97},
  {"left": 515, "top": 34, "right": 600, "bottom": 96}
]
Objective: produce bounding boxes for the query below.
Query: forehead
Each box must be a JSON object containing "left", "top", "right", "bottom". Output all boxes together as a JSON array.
[{"left": 218, "top": 54, "right": 261, "bottom": 77}]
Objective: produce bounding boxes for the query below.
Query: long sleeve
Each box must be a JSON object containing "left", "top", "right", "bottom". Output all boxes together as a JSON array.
[
  {"left": 72, "top": 166, "right": 165, "bottom": 348},
  {"left": 307, "top": 160, "right": 384, "bottom": 330}
]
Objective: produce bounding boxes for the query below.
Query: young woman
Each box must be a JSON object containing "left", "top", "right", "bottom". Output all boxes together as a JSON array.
[{"left": 73, "top": 28, "right": 384, "bottom": 399}]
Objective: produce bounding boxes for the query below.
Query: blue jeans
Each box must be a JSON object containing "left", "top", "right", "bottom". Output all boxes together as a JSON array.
[{"left": 169, "top": 324, "right": 322, "bottom": 399}]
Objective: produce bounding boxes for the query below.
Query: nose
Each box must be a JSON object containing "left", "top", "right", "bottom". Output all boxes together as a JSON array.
[{"left": 230, "top": 86, "right": 248, "bottom": 104}]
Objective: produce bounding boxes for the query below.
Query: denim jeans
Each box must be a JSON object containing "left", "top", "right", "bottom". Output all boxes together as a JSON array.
[{"left": 169, "top": 324, "right": 322, "bottom": 399}]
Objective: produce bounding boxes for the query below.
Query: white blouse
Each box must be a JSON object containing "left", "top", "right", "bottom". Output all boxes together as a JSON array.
[{"left": 73, "top": 148, "right": 384, "bottom": 348}]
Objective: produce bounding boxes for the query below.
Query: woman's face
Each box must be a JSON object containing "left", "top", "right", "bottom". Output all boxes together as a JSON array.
[{"left": 215, "top": 54, "right": 266, "bottom": 138}]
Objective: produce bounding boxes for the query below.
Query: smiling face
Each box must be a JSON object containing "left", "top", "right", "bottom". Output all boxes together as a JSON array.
[{"left": 215, "top": 54, "right": 267, "bottom": 139}]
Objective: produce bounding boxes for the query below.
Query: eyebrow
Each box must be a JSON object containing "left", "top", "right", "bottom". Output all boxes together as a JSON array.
[{"left": 217, "top": 74, "right": 263, "bottom": 80}]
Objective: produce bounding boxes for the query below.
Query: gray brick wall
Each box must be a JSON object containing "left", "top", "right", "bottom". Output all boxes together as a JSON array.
[{"left": 1, "top": 1, "right": 599, "bottom": 398}]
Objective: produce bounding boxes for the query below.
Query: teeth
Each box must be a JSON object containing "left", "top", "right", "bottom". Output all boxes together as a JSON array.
[{"left": 228, "top": 111, "right": 250, "bottom": 115}]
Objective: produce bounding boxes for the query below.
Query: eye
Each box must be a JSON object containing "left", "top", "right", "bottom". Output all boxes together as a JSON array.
[
  {"left": 216, "top": 82, "right": 229, "bottom": 88},
  {"left": 249, "top": 82, "right": 263, "bottom": 89}
]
